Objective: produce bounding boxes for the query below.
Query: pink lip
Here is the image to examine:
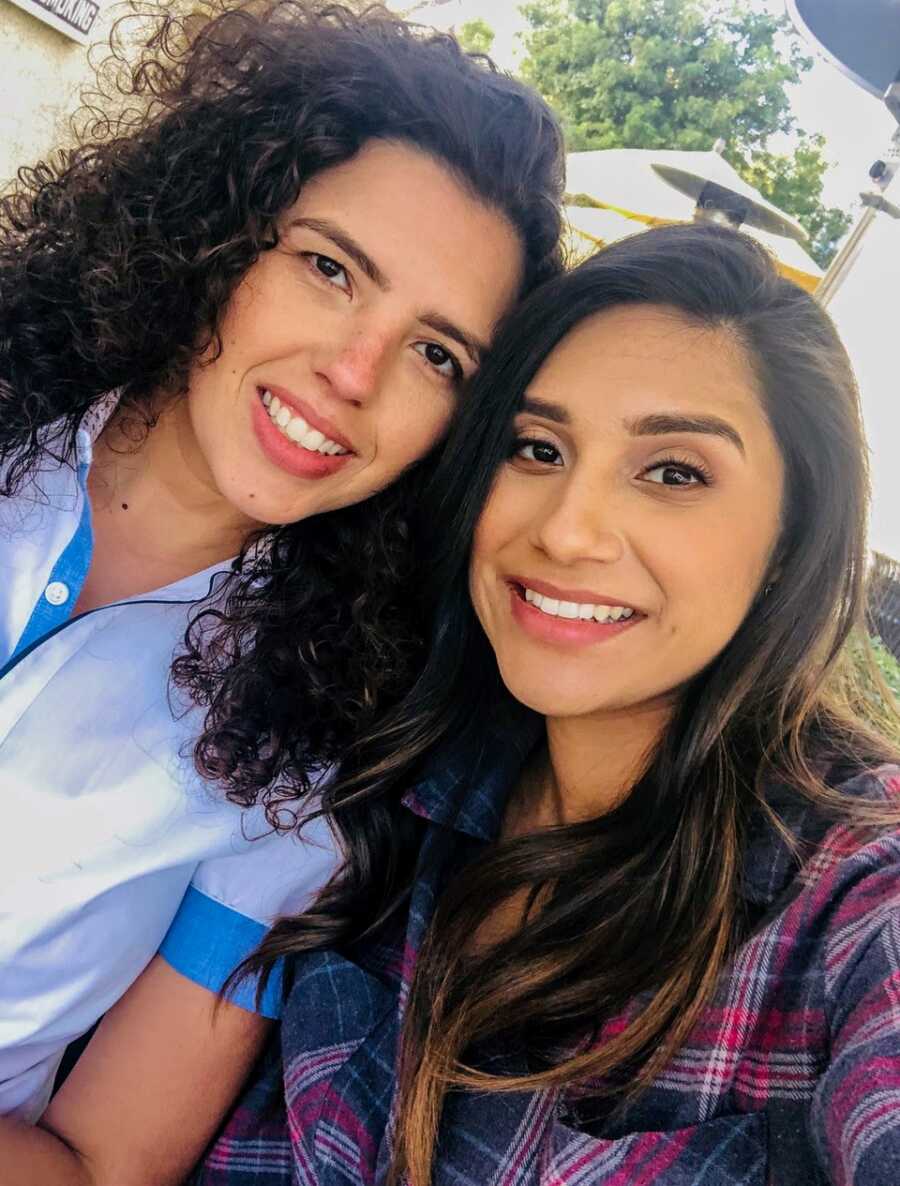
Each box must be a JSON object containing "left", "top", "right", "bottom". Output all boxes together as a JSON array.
[
  {"left": 251, "top": 394, "right": 353, "bottom": 481},
  {"left": 507, "top": 583, "right": 644, "bottom": 648},
  {"left": 260, "top": 384, "right": 355, "bottom": 454},
  {"left": 508, "top": 575, "right": 640, "bottom": 613}
]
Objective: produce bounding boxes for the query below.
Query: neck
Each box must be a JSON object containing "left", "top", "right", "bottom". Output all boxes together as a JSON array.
[
  {"left": 76, "top": 396, "right": 263, "bottom": 612},
  {"left": 537, "top": 700, "right": 674, "bottom": 826},
  {"left": 89, "top": 395, "right": 261, "bottom": 572}
]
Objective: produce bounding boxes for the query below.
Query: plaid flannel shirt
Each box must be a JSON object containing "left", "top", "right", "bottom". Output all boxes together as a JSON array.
[{"left": 194, "top": 736, "right": 900, "bottom": 1186}]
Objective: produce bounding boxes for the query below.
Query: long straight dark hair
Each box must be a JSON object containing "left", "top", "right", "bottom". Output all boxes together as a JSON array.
[{"left": 246, "top": 225, "right": 900, "bottom": 1185}]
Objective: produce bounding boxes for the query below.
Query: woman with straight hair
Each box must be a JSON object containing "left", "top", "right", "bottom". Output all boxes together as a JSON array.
[
  {"left": 202, "top": 224, "right": 900, "bottom": 1186},
  {"left": 0, "top": 1, "right": 564, "bottom": 1178}
]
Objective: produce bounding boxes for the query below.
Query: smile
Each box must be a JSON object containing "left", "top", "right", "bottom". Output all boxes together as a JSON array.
[
  {"left": 261, "top": 390, "right": 349, "bottom": 456},
  {"left": 523, "top": 586, "right": 635, "bottom": 623},
  {"left": 508, "top": 581, "right": 644, "bottom": 647}
]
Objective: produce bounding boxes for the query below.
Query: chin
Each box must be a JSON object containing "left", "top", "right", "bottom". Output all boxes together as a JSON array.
[
  {"left": 216, "top": 476, "right": 311, "bottom": 529},
  {"left": 495, "top": 663, "right": 608, "bottom": 720}
]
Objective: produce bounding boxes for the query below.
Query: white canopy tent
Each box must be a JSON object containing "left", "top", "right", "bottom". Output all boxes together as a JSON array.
[{"left": 564, "top": 148, "right": 823, "bottom": 291}]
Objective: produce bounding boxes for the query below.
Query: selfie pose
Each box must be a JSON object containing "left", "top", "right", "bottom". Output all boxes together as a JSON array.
[
  {"left": 202, "top": 225, "right": 900, "bottom": 1186},
  {"left": 0, "top": 1, "right": 564, "bottom": 1176}
]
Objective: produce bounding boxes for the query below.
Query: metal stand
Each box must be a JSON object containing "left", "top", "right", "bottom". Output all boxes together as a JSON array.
[{"left": 817, "top": 79, "right": 900, "bottom": 307}]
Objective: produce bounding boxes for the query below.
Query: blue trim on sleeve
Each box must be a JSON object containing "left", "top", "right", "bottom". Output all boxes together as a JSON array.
[
  {"left": 159, "top": 885, "right": 284, "bottom": 1019},
  {"left": 10, "top": 459, "right": 94, "bottom": 661}
]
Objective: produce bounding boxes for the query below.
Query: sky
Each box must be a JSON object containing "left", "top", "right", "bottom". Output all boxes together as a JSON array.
[{"left": 402, "top": 0, "right": 897, "bottom": 214}]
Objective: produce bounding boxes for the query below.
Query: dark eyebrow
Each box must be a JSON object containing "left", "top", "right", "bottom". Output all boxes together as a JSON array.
[
  {"left": 289, "top": 219, "right": 485, "bottom": 367},
  {"left": 289, "top": 217, "right": 390, "bottom": 290},
  {"left": 521, "top": 400, "right": 745, "bottom": 455},
  {"left": 420, "top": 313, "right": 487, "bottom": 368},
  {"left": 520, "top": 396, "right": 570, "bottom": 424},
  {"left": 626, "top": 412, "right": 745, "bottom": 456}
]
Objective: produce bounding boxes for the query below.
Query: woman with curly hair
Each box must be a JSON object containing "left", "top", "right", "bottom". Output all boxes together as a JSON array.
[
  {"left": 197, "top": 226, "right": 900, "bottom": 1186},
  {"left": 0, "top": 0, "right": 563, "bottom": 1176}
]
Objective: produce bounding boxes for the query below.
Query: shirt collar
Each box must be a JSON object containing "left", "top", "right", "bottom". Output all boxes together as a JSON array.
[
  {"left": 740, "top": 761, "right": 899, "bottom": 907},
  {"left": 402, "top": 709, "right": 542, "bottom": 841},
  {"left": 73, "top": 390, "right": 121, "bottom": 466},
  {"left": 740, "top": 781, "right": 814, "bottom": 907},
  {"left": 404, "top": 718, "right": 897, "bottom": 905}
]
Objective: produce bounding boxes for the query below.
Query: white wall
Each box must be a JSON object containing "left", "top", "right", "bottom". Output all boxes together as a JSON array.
[{"left": 0, "top": 0, "right": 118, "bottom": 186}]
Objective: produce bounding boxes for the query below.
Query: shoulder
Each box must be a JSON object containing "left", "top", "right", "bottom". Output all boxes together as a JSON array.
[
  {"left": 805, "top": 767, "right": 900, "bottom": 1182},
  {"left": 784, "top": 764, "right": 900, "bottom": 1008},
  {"left": 160, "top": 810, "right": 341, "bottom": 1018},
  {"left": 745, "top": 761, "right": 900, "bottom": 982},
  {"left": 803, "top": 762, "right": 900, "bottom": 894}
]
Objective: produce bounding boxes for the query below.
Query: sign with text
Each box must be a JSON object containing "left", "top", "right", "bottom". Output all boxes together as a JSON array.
[{"left": 7, "top": 0, "right": 100, "bottom": 45}]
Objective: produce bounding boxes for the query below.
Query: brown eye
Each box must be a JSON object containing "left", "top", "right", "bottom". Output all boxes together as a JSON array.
[
  {"left": 414, "top": 341, "right": 461, "bottom": 380},
  {"left": 642, "top": 462, "right": 707, "bottom": 486},
  {"left": 514, "top": 439, "right": 563, "bottom": 466},
  {"left": 305, "top": 253, "right": 350, "bottom": 292}
]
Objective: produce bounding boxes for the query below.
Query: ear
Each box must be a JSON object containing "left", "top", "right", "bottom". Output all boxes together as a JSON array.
[
  {"left": 764, "top": 547, "right": 784, "bottom": 587},
  {"left": 758, "top": 561, "right": 781, "bottom": 601}
]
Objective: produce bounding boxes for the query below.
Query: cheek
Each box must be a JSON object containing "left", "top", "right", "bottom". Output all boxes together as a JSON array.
[
  {"left": 468, "top": 526, "right": 495, "bottom": 629},
  {"left": 659, "top": 509, "right": 778, "bottom": 647},
  {"left": 185, "top": 367, "right": 245, "bottom": 470},
  {"left": 468, "top": 505, "right": 503, "bottom": 613},
  {"left": 378, "top": 393, "right": 454, "bottom": 472},
  {"left": 210, "top": 273, "right": 262, "bottom": 356},
  {"left": 470, "top": 485, "right": 514, "bottom": 573},
  {"left": 468, "top": 486, "right": 526, "bottom": 622}
]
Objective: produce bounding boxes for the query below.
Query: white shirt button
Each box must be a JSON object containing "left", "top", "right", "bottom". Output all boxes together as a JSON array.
[{"left": 44, "top": 581, "right": 70, "bottom": 607}]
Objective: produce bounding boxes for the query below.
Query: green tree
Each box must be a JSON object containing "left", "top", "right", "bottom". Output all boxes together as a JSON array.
[
  {"left": 520, "top": 0, "right": 848, "bottom": 264},
  {"left": 741, "top": 133, "right": 852, "bottom": 266},
  {"left": 458, "top": 17, "right": 495, "bottom": 56}
]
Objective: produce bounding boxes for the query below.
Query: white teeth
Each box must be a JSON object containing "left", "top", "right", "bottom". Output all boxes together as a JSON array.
[
  {"left": 286, "top": 416, "right": 308, "bottom": 443},
  {"left": 262, "top": 392, "right": 349, "bottom": 456},
  {"left": 525, "top": 588, "right": 636, "bottom": 623}
]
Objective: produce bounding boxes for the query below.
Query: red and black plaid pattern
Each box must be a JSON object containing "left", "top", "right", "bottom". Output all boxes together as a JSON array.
[{"left": 195, "top": 755, "right": 900, "bottom": 1186}]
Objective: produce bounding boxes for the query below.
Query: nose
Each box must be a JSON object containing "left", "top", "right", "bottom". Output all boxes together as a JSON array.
[
  {"left": 315, "top": 325, "right": 393, "bottom": 407},
  {"left": 532, "top": 473, "right": 625, "bottom": 567}
]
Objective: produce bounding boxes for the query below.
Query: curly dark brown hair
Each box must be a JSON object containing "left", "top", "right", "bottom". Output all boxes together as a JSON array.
[{"left": 0, "top": 1, "right": 565, "bottom": 823}]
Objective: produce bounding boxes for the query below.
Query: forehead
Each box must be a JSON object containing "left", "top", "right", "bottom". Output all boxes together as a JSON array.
[
  {"left": 530, "top": 303, "right": 766, "bottom": 430},
  {"left": 284, "top": 140, "right": 524, "bottom": 327}
]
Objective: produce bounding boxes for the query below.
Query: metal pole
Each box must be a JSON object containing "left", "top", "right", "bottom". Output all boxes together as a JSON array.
[
  {"left": 816, "top": 206, "right": 881, "bottom": 306},
  {"left": 816, "top": 95, "right": 900, "bottom": 308}
]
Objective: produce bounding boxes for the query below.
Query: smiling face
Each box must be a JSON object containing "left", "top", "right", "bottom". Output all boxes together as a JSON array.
[
  {"left": 180, "top": 139, "right": 524, "bottom": 527},
  {"left": 469, "top": 303, "right": 785, "bottom": 724}
]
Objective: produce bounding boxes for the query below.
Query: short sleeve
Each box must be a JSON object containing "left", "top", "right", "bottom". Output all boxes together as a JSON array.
[{"left": 159, "top": 816, "right": 340, "bottom": 1019}]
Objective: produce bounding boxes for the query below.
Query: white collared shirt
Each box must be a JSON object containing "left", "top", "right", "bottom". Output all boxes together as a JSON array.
[{"left": 0, "top": 398, "right": 339, "bottom": 1121}]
